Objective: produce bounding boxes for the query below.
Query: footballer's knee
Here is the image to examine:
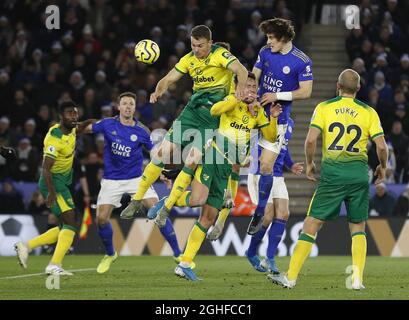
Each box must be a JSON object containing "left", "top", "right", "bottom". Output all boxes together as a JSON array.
[
  {"left": 188, "top": 193, "right": 207, "bottom": 207},
  {"left": 96, "top": 215, "right": 109, "bottom": 226},
  {"left": 276, "top": 210, "right": 289, "bottom": 221}
]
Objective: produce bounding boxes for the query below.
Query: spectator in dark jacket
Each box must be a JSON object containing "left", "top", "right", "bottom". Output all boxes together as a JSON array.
[
  {"left": 369, "top": 183, "right": 397, "bottom": 216},
  {"left": 393, "top": 184, "right": 409, "bottom": 216},
  {"left": 0, "top": 178, "right": 25, "bottom": 213}
]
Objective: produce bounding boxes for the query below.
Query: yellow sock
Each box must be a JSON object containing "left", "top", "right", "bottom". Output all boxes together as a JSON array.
[
  {"left": 217, "top": 208, "right": 231, "bottom": 225},
  {"left": 351, "top": 232, "right": 367, "bottom": 283},
  {"left": 175, "top": 191, "right": 191, "bottom": 207},
  {"left": 229, "top": 172, "right": 239, "bottom": 202},
  {"left": 50, "top": 226, "right": 76, "bottom": 265},
  {"left": 181, "top": 222, "right": 207, "bottom": 263},
  {"left": 28, "top": 227, "right": 60, "bottom": 250},
  {"left": 287, "top": 233, "right": 315, "bottom": 281},
  {"left": 165, "top": 167, "right": 194, "bottom": 210},
  {"left": 133, "top": 161, "right": 164, "bottom": 200}
]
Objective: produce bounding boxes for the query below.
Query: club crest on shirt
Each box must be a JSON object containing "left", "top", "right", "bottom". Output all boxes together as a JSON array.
[
  {"left": 130, "top": 134, "right": 138, "bottom": 142},
  {"left": 283, "top": 66, "right": 291, "bottom": 74}
]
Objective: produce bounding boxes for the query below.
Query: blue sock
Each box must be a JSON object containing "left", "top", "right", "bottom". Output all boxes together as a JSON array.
[
  {"left": 267, "top": 218, "right": 287, "bottom": 259},
  {"left": 98, "top": 222, "right": 115, "bottom": 256},
  {"left": 159, "top": 218, "right": 181, "bottom": 257},
  {"left": 247, "top": 225, "right": 268, "bottom": 257},
  {"left": 256, "top": 174, "right": 273, "bottom": 217}
]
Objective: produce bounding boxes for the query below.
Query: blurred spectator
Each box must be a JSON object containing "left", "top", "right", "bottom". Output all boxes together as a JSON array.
[
  {"left": 152, "top": 91, "right": 177, "bottom": 123},
  {"left": 87, "top": 0, "right": 114, "bottom": 38},
  {"left": 68, "top": 70, "right": 86, "bottom": 103},
  {"left": 22, "top": 118, "right": 42, "bottom": 151},
  {"left": 136, "top": 89, "right": 153, "bottom": 125},
  {"left": 387, "top": 120, "right": 409, "bottom": 183},
  {"left": 369, "top": 183, "right": 397, "bottom": 216},
  {"left": 393, "top": 183, "right": 409, "bottom": 216},
  {"left": 28, "top": 190, "right": 50, "bottom": 215},
  {"left": 35, "top": 105, "right": 52, "bottom": 137},
  {"left": 91, "top": 70, "right": 112, "bottom": 107},
  {"left": 8, "top": 89, "right": 36, "bottom": 129},
  {"left": 385, "top": 142, "right": 396, "bottom": 184},
  {"left": 0, "top": 116, "right": 18, "bottom": 146},
  {"left": 0, "top": 178, "right": 25, "bottom": 213},
  {"left": 12, "top": 137, "right": 39, "bottom": 182},
  {"left": 247, "top": 10, "right": 265, "bottom": 49}
]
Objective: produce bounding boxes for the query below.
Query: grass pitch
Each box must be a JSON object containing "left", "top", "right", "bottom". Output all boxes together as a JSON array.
[{"left": 0, "top": 255, "right": 408, "bottom": 300}]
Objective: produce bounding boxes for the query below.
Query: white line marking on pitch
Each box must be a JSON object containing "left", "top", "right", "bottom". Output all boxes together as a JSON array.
[{"left": 0, "top": 268, "right": 96, "bottom": 280}]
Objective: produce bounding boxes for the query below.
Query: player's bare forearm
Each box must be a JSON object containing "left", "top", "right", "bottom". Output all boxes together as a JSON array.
[
  {"left": 292, "top": 80, "right": 313, "bottom": 100},
  {"left": 229, "top": 60, "right": 248, "bottom": 99},
  {"left": 305, "top": 127, "right": 320, "bottom": 165},
  {"left": 374, "top": 136, "right": 388, "bottom": 169},
  {"left": 251, "top": 67, "right": 261, "bottom": 84},
  {"left": 42, "top": 157, "right": 57, "bottom": 196},
  {"left": 305, "top": 140, "right": 316, "bottom": 165},
  {"left": 157, "top": 69, "right": 182, "bottom": 95},
  {"left": 77, "top": 119, "right": 97, "bottom": 134}
]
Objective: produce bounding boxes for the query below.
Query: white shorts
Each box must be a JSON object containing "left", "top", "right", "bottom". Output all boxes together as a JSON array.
[
  {"left": 247, "top": 174, "right": 288, "bottom": 206},
  {"left": 97, "top": 177, "right": 158, "bottom": 208},
  {"left": 258, "top": 124, "right": 287, "bottom": 154}
]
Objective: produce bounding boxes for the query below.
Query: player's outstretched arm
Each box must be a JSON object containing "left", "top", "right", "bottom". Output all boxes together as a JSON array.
[
  {"left": 228, "top": 60, "right": 248, "bottom": 101},
  {"left": 305, "top": 127, "right": 320, "bottom": 182},
  {"left": 210, "top": 96, "right": 237, "bottom": 116},
  {"left": 373, "top": 135, "right": 388, "bottom": 185},
  {"left": 77, "top": 119, "right": 98, "bottom": 134},
  {"left": 260, "top": 80, "right": 313, "bottom": 106},
  {"left": 150, "top": 68, "right": 183, "bottom": 103}
]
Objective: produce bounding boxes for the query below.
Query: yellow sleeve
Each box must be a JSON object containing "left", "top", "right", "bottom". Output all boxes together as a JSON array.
[
  {"left": 174, "top": 53, "right": 191, "bottom": 74},
  {"left": 310, "top": 103, "right": 324, "bottom": 132},
  {"left": 215, "top": 47, "right": 237, "bottom": 69},
  {"left": 256, "top": 107, "right": 270, "bottom": 128},
  {"left": 43, "top": 136, "right": 61, "bottom": 159},
  {"left": 369, "top": 108, "right": 384, "bottom": 140},
  {"left": 210, "top": 94, "right": 238, "bottom": 116},
  {"left": 261, "top": 118, "right": 277, "bottom": 143}
]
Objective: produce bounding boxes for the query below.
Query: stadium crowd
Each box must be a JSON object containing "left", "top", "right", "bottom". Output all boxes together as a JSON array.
[{"left": 0, "top": 0, "right": 408, "bottom": 216}]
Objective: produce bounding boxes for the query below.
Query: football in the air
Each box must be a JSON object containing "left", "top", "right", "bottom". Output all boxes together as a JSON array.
[{"left": 134, "top": 39, "right": 160, "bottom": 64}]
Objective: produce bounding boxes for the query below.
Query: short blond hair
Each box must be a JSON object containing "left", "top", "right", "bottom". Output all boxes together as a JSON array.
[{"left": 338, "top": 69, "right": 360, "bottom": 94}]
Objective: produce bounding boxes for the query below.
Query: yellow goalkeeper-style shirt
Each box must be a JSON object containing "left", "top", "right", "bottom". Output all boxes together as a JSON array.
[
  {"left": 210, "top": 94, "right": 274, "bottom": 164},
  {"left": 310, "top": 96, "right": 383, "bottom": 164},
  {"left": 43, "top": 124, "right": 76, "bottom": 175},
  {"left": 175, "top": 44, "right": 237, "bottom": 95}
]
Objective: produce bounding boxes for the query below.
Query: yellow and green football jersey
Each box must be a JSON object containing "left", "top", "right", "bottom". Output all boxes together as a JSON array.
[
  {"left": 310, "top": 96, "right": 384, "bottom": 183},
  {"left": 212, "top": 94, "right": 270, "bottom": 165},
  {"left": 43, "top": 124, "right": 76, "bottom": 175},
  {"left": 175, "top": 44, "right": 237, "bottom": 94},
  {"left": 217, "top": 94, "right": 270, "bottom": 144}
]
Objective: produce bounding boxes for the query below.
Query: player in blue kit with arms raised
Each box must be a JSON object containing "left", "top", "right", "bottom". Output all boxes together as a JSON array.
[
  {"left": 83, "top": 92, "right": 184, "bottom": 273},
  {"left": 248, "top": 18, "right": 313, "bottom": 234}
]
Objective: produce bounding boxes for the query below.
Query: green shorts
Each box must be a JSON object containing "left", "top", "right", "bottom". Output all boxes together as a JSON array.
[
  {"left": 194, "top": 147, "right": 232, "bottom": 210},
  {"left": 307, "top": 181, "right": 369, "bottom": 223},
  {"left": 165, "top": 91, "right": 224, "bottom": 152},
  {"left": 38, "top": 172, "right": 75, "bottom": 217}
]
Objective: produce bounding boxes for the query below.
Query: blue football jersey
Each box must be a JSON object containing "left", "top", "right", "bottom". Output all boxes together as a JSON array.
[
  {"left": 92, "top": 117, "right": 153, "bottom": 180},
  {"left": 254, "top": 45, "right": 313, "bottom": 124}
]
